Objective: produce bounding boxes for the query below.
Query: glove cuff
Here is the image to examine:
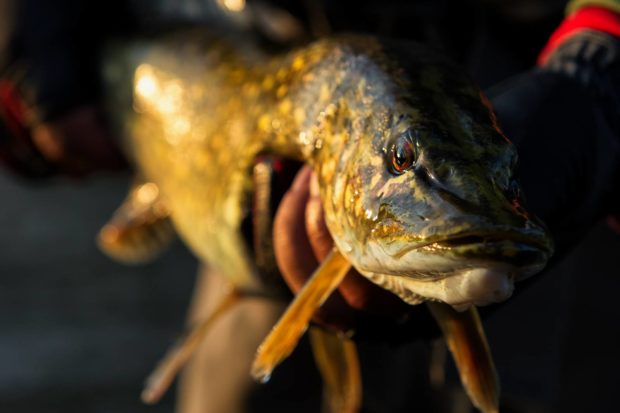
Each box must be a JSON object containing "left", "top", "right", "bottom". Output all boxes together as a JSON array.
[{"left": 538, "top": 6, "right": 620, "bottom": 65}]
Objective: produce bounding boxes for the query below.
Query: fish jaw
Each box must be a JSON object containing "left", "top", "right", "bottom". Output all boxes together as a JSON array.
[
  {"left": 360, "top": 266, "right": 517, "bottom": 311},
  {"left": 351, "top": 237, "right": 548, "bottom": 310}
]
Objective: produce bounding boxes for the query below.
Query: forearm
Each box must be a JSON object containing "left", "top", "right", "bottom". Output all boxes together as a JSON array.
[{"left": 489, "top": 69, "right": 620, "bottom": 259}]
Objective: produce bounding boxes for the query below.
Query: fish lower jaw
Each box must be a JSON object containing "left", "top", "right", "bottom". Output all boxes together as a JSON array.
[{"left": 361, "top": 267, "right": 516, "bottom": 311}]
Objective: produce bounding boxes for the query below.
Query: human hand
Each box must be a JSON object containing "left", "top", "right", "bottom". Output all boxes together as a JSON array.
[{"left": 273, "top": 165, "right": 435, "bottom": 339}]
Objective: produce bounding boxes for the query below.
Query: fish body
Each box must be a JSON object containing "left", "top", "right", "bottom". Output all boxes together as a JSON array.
[{"left": 104, "top": 31, "right": 551, "bottom": 305}]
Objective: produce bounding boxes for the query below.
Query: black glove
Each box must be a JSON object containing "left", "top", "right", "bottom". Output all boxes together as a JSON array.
[{"left": 543, "top": 29, "right": 620, "bottom": 136}]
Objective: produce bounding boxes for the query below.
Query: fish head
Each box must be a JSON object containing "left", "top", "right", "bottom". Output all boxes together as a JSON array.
[{"left": 318, "top": 48, "right": 553, "bottom": 310}]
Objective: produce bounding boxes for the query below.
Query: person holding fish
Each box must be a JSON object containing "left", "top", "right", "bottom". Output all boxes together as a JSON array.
[
  {"left": 0, "top": 1, "right": 619, "bottom": 412},
  {"left": 275, "top": 0, "right": 620, "bottom": 336}
]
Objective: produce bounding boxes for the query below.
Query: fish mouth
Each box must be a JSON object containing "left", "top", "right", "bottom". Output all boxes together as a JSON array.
[
  {"left": 394, "top": 231, "right": 552, "bottom": 271},
  {"left": 433, "top": 233, "right": 549, "bottom": 250}
]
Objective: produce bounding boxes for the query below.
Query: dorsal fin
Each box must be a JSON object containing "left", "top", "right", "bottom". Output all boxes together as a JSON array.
[{"left": 98, "top": 180, "right": 175, "bottom": 264}]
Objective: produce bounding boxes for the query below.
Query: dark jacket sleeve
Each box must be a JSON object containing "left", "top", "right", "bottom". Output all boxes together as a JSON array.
[
  {"left": 0, "top": 0, "right": 133, "bottom": 178},
  {"left": 1, "top": 0, "right": 134, "bottom": 122}
]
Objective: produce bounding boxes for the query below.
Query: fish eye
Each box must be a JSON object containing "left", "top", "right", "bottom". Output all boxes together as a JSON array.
[{"left": 388, "top": 129, "right": 417, "bottom": 175}]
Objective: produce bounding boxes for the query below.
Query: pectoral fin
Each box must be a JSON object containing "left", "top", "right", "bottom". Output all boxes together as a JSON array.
[
  {"left": 141, "top": 288, "right": 240, "bottom": 404},
  {"left": 98, "top": 181, "right": 175, "bottom": 264},
  {"left": 309, "top": 327, "right": 361, "bottom": 413},
  {"left": 426, "top": 302, "right": 499, "bottom": 413},
  {"left": 251, "top": 248, "right": 351, "bottom": 382},
  {"left": 252, "top": 157, "right": 277, "bottom": 276}
]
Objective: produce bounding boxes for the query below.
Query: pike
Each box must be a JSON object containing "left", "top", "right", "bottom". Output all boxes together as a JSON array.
[{"left": 99, "top": 31, "right": 553, "bottom": 413}]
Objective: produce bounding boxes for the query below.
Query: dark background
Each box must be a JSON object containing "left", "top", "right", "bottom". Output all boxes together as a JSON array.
[{"left": 0, "top": 171, "right": 196, "bottom": 412}]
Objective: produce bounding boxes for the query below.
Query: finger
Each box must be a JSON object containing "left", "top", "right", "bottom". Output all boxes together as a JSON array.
[
  {"left": 273, "top": 166, "right": 355, "bottom": 329},
  {"left": 305, "top": 171, "right": 384, "bottom": 317},
  {"left": 305, "top": 171, "right": 334, "bottom": 261},
  {"left": 273, "top": 166, "right": 317, "bottom": 292},
  {"left": 304, "top": 171, "right": 412, "bottom": 318}
]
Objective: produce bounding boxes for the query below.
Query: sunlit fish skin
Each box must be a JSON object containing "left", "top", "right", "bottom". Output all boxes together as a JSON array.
[{"left": 104, "top": 32, "right": 553, "bottom": 308}]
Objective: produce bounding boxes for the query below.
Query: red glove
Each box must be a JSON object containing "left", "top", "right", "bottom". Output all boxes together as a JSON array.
[{"left": 538, "top": 6, "right": 620, "bottom": 65}]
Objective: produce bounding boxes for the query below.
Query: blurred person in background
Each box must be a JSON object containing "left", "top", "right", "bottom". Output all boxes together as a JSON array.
[{"left": 1, "top": 0, "right": 619, "bottom": 412}]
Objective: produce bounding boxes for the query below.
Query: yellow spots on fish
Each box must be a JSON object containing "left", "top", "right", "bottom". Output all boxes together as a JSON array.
[
  {"left": 371, "top": 221, "right": 403, "bottom": 239},
  {"left": 318, "top": 155, "right": 337, "bottom": 190},
  {"left": 368, "top": 154, "right": 384, "bottom": 167},
  {"left": 189, "top": 84, "right": 206, "bottom": 100},
  {"left": 343, "top": 177, "right": 355, "bottom": 206},
  {"left": 135, "top": 64, "right": 158, "bottom": 101},
  {"left": 357, "top": 78, "right": 367, "bottom": 92},
  {"left": 276, "top": 68, "right": 288, "bottom": 81},
  {"left": 292, "top": 56, "right": 305, "bottom": 71},
  {"left": 352, "top": 183, "right": 370, "bottom": 223},
  {"left": 343, "top": 178, "right": 364, "bottom": 226},
  {"left": 369, "top": 173, "right": 382, "bottom": 191},
  {"left": 298, "top": 131, "right": 311, "bottom": 146},
  {"left": 159, "top": 85, "right": 183, "bottom": 115},
  {"left": 331, "top": 132, "right": 348, "bottom": 148},
  {"left": 194, "top": 145, "right": 218, "bottom": 171},
  {"left": 212, "top": 131, "right": 235, "bottom": 154},
  {"left": 331, "top": 169, "right": 346, "bottom": 206},
  {"left": 243, "top": 82, "right": 259, "bottom": 98},
  {"left": 258, "top": 114, "right": 271, "bottom": 131},
  {"left": 166, "top": 116, "right": 191, "bottom": 144},
  {"left": 294, "top": 107, "right": 305, "bottom": 125},
  {"left": 319, "top": 84, "right": 331, "bottom": 103},
  {"left": 276, "top": 84, "right": 288, "bottom": 98},
  {"left": 224, "top": 117, "right": 248, "bottom": 146},
  {"left": 262, "top": 76, "right": 275, "bottom": 90},
  {"left": 278, "top": 98, "right": 292, "bottom": 114},
  {"left": 324, "top": 103, "right": 337, "bottom": 118},
  {"left": 229, "top": 68, "right": 245, "bottom": 83},
  {"left": 134, "top": 64, "right": 195, "bottom": 146},
  {"left": 135, "top": 68, "right": 178, "bottom": 116},
  {"left": 313, "top": 136, "right": 324, "bottom": 151}
]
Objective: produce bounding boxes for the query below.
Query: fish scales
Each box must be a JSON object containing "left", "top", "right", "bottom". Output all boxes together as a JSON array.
[
  {"left": 106, "top": 34, "right": 365, "bottom": 287},
  {"left": 105, "top": 31, "right": 551, "bottom": 302}
]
